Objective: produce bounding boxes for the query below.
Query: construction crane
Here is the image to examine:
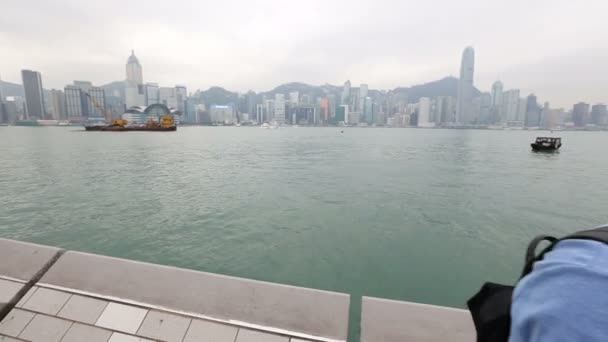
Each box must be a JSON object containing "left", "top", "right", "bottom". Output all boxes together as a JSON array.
[{"left": 84, "top": 92, "right": 126, "bottom": 126}]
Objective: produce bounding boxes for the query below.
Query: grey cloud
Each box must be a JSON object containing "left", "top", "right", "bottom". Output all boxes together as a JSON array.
[{"left": 1, "top": 0, "right": 607, "bottom": 107}]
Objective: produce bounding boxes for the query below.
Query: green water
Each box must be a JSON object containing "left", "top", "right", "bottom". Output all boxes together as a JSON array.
[{"left": 1, "top": 126, "right": 607, "bottom": 339}]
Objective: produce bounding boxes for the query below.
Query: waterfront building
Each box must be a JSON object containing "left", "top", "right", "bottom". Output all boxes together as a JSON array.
[
  {"left": 572, "top": 102, "right": 590, "bottom": 127},
  {"left": 525, "top": 94, "right": 540, "bottom": 127},
  {"left": 591, "top": 104, "right": 607, "bottom": 126},
  {"left": 125, "top": 50, "right": 145, "bottom": 107},
  {"left": 274, "top": 94, "right": 285, "bottom": 123},
  {"left": 21, "top": 69, "right": 45, "bottom": 119},
  {"left": 145, "top": 83, "right": 159, "bottom": 106},
  {"left": 49, "top": 89, "right": 66, "bottom": 120},
  {"left": 418, "top": 97, "right": 433, "bottom": 127},
  {"left": 456, "top": 47, "right": 475, "bottom": 124}
]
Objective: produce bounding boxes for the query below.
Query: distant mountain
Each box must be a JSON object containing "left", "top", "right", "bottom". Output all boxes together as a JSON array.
[
  {"left": 0, "top": 80, "right": 24, "bottom": 98},
  {"left": 198, "top": 86, "right": 239, "bottom": 106},
  {"left": 393, "top": 76, "right": 481, "bottom": 103}
]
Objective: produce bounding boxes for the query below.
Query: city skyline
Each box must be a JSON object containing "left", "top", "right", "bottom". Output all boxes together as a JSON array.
[{"left": 2, "top": 0, "right": 608, "bottom": 108}]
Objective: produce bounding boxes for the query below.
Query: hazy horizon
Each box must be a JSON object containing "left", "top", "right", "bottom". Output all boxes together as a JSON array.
[{"left": 2, "top": 0, "right": 608, "bottom": 107}]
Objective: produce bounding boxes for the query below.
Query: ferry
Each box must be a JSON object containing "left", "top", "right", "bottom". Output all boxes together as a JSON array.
[{"left": 531, "top": 137, "right": 562, "bottom": 151}]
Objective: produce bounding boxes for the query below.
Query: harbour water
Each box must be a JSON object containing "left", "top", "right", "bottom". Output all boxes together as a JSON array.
[{"left": 1, "top": 126, "right": 607, "bottom": 339}]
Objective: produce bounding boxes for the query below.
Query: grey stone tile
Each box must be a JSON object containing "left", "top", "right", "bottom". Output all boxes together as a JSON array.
[
  {"left": 60, "top": 322, "right": 112, "bottom": 342},
  {"left": 21, "top": 288, "right": 71, "bottom": 315},
  {"left": 0, "top": 280, "right": 23, "bottom": 304},
  {"left": 107, "top": 332, "right": 153, "bottom": 342},
  {"left": 15, "top": 287, "right": 37, "bottom": 308},
  {"left": 95, "top": 302, "right": 148, "bottom": 334},
  {"left": 0, "top": 335, "right": 24, "bottom": 341},
  {"left": 0, "top": 309, "right": 35, "bottom": 337},
  {"left": 19, "top": 314, "right": 72, "bottom": 342},
  {"left": 58, "top": 295, "right": 108, "bottom": 324},
  {"left": 136, "top": 310, "right": 190, "bottom": 342},
  {"left": 291, "top": 339, "right": 314, "bottom": 342},
  {"left": 236, "top": 329, "right": 289, "bottom": 342},
  {"left": 183, "top": 319, "right": 237, "bottom": 342}
]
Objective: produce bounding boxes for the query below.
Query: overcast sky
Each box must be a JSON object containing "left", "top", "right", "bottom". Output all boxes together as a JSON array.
[{"left": 1, "top": 0, "right": 607, "bottom": 107}]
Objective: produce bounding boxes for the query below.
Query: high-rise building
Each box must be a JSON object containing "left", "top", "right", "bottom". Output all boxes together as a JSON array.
[
  {"left": 145, "top": 83, "right": 160, "bottom": 106},
  {"left": 125, "top": 50, "right": 145, "bottom": 107},
  {"left": 21, "top": 69, "right": 45, "bottom": 119},
  {"left": 320, "top": 97, "right": 330, "bottom": 121},
  {"left": 88, "top": 87, "right": 106, "bottom": 118},
  {"left": 245, "top": 90, "right": 256, "bottom": 116},
  {"left": 572, "top": 102, "right": 590, "bottom": 127},
  {"left": 491, "top": 81, "right": 503, "bottom": 122},
  {"left": 289, "top": 91, "right": 299, "bottom": 105},
  {"left": 502, "top": 89, "right": 520, "bottom": 122},
  {"left": 359, "top": 84, "right": 368, "bottom": 114},
  {"left": 64, "top": 85, "right": 84, "bottom": 119},
  {"left": 341, "top": 80, "right": 351, "bottom": 105},
  {"left": 455, "top": 47, "right": 475, "bottom": 124},
  {"left": 417, "top": 97, "right": 432, "bottom": 127},
  {"left": 364, "top": 96, "right": 373, "bottom": 124},
  {"left": 0, "top": 75, "right": 5, "bottom": 123},
  {"left": 336, "top": 105, "right": 348, "bottom": 123},
  {"left": 274, "top": 94, "right": 285, "bottom": 123},
  {"left": 175, "top": 85, "right": 187, "bottom": 114},
  {"left": 327, "top": 94, "right": 336, "bottom": 119},
  {"left": 159, "top": 87, "right": 177, "bottom": 109},
  {"left": 517, "top": 98, "right": 527, "bottom": 123},
  {"left": 210, "top": 105, "right": 235, "bottom": 124},
  {"left": 49, "top": 89, "right": 66, "bottom": 120},
  {"left": 263, "top": 99, "right": 274, "bottom": 123},
  {"left": 479, "top": 93, "right": 492, "bottom": 124},
  {"left": 525, "top": 94, "right": 540, "bottom": 127},
  {"left": 591, "top": 104, "right": 607, "bottom": 126}
]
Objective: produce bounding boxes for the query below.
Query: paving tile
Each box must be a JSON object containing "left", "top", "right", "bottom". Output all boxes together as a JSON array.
[
  {"left": 58, "top": 294, "right": 108, "bottom": 324},
  {"left": 183, "top": 319, "right": 238, "bottom": 342},
  {"left": 107, "top": 332, "right": 154, "bottom": 342},
  {"left": 0, "top": 280, "right": 22, "bottom": 304},
  {"left": 236, "top": 329, "right": 289, "bottom": 342},
  {"left": 0, "top": 309, "right": 35, "bottom": 337},
  {"left": 19, "top": 314, "right": 72, "bottom": 342},
  {"left": 60, "top": 322, "right": 112, "bottom": 342},
  {"left": 136, "top": 310, "right": 190, "bottom": 342},
  {"left": 291, "top": 339, "right": 315, "bottom": 342},
  {"left": 15, "top": 287, "right": 37, "bottom": 308},
  {"left": 21, "top": 288, "right": 71, "bottom": 315},
  {"left": 95, "top": 302, "right": 148, "bottom": 334},
  {"left": 0, "top": 335, "right": 24, "bottom": 341}
]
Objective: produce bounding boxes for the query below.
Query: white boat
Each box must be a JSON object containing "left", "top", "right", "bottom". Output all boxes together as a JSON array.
[{"left": 260, "top": 123, "right": 271, "bottom": 129}]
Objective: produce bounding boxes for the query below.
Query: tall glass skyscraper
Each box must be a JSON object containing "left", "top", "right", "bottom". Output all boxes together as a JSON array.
[
  {"left": 21, "top": 69, "right": 45, "bottom": 119},
  {"left": 456, "top": 47, "right": 475, "bottom": 124}
]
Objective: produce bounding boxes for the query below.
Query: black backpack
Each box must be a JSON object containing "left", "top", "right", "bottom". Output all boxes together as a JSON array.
[{"left": 467, "top": 226, "right": 608, "bottom": 342}]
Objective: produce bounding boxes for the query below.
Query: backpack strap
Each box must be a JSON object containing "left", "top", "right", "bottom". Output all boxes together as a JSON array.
[{"left": 521, "top": 226, "right": 608, "bottom": 278}]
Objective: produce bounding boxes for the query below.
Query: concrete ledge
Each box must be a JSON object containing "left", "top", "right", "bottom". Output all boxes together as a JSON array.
[
  {"left": 40, "top": 251, "right": 350, "bottom": 341},
  {"left": 0, "top": 239, "right": 63, "bottom": 282},
  {"left": 361, "top": 296, "right": 475, "bottom": 342}
]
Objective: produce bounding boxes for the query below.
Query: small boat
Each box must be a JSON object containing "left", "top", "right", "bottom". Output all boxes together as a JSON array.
[{"left": 531, "top": 137, "right": 562, "bottom": 151}]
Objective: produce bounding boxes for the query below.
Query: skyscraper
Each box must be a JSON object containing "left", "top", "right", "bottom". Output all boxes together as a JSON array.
[
  {"left": 145, "top": 83, "right": 160, "bottom": 106},
  {"left": 502, "top": 89, "right": 520, "bottom": 122},
  {"left": 175, "top": 85, "right": 187, "bottom": 114},
  {"left": 64, "top": 85, "right": 84, "bottom": 119},
  {"left": 456, "top": 47, "right": 475, "bottom": 124},
  {"left": 417, "top": 97, "right": 432, "bottom": 127},
  {"left": 21, "top": 69, "right": 45, "bottom": 119},
  {"left": 125, "top": 50, "right": 145, "bottom": 107},
  {"left": 274, "top": 94, "right": 285, "bottom": 123},
  {"left": 525, "top": 94, "right": 540, "bottom": 127},
  {"left": 572, "top": 102, "right": 590, "bottom": 127},
  {"left": 0, "top": 75, "right": 5, "bottom": 123},
  {"left": 491, "top": 81, "right": 503, "bottom": 122},
  {"left": 49, "top": 89, "right": 66, "bottom": 120},
  {"left": 341, "top": 80, "right": 351, "bottom": 105},
  {"left": 590, "top": 104, "right": 607, "bottom": 126}
]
